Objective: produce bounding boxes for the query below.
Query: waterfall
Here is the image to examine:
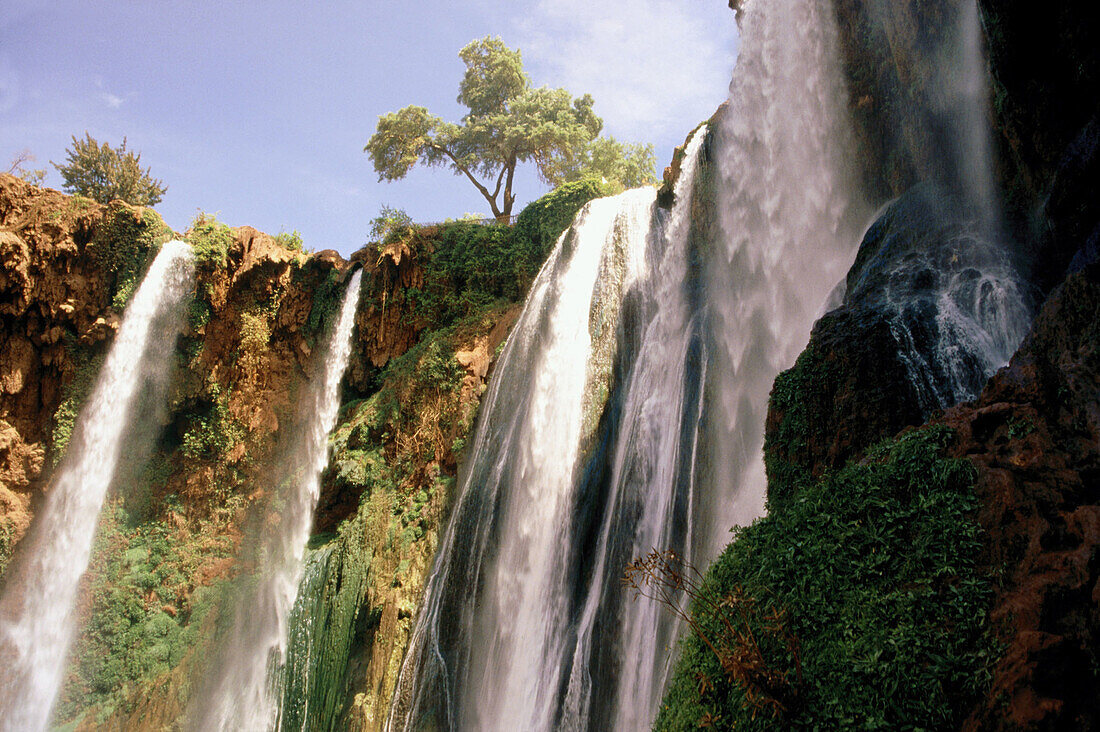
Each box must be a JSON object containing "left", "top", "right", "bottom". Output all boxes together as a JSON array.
[
  {"left": 386, "top": 189, "right": 656, "bottom": 732},
  {"left": 385, "top": 0, "right": 866, "bottom": 728},
  {"left": 851, "top": 0, "right": 1031, "bottom": 410},
  {"left": 701, "top": 0, "right": 867, "bottom": 540},
  {"left": 0, "top": 241, "right": 195, "bottom": 732},
  {"left": 187, "top": 269, "right": 362, "bottom": 732}
]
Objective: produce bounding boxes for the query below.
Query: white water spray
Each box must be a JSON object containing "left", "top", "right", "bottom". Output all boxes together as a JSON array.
[
  {"left": 0, "top": 241, "right": 195, "bottom": 732},
  {"left": 386, "top": 189, "right": 656, "bottom": 732},
  {"left": 187, "top": 269, "right": 362, "bottom": 732},
  {"left": 702, "top": 0, "right": 867, "bottom": 538},
  {"left": 386, "top": 0, "right": 867, "bottom": 728}
]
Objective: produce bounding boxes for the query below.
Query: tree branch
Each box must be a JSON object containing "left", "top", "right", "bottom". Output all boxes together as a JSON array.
[{"left": 428, "top": 142, "right": 503, "bottom": 217}]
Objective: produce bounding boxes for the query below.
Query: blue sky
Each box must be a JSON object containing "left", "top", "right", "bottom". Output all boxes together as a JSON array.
[{"left": 1, "top": 1, "right": 737, "bottom": 257}]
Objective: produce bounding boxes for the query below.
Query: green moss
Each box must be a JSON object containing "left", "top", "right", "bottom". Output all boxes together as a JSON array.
[
  {"left": 656, "top": 426, "right": 996, "bottom": 731},
  {"left": 91, "top": 203, "right": 173, "bottom": 309},
  {"left": 50, "top": 346, "right": 107, "bottom": 467},
  {"left": 0, "top": 519, "right": 13, "bottom": 578}
]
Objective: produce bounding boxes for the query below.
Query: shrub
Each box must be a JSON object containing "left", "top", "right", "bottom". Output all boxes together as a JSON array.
[
  {"left": 52, "top": 133, "right": 166, "bottom": 206},
  {"left": 655, "top": 426, "right": 996, "bottom": 731},
  {"left": 92, "top": 203, "right": 173, "bottom": 309},
  {"left": 186, "top": 212, "right": 233, "bottom": 268},
  {"left": 512, "top": 177, "right": 615, "bottom": 264},
  {"left": 274, "top": 229, "right": 305, "bottom": 252}
]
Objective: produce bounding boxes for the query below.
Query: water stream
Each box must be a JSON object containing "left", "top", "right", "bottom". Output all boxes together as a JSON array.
[
  {"left": 0, "top": 241, "right": 195, "bottom": 732},
  {"left": 187, "top": 269, "right": 363, "bottom": 732}
]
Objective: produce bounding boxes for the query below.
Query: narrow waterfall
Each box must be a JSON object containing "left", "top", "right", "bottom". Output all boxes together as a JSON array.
[
  {"left": 386, "top": 0, "right": 867, "bottom": 728},
  {"left": 386, "top": 189, "right": 656, "bottom": 732},
  {"left": 187, "top": 269, "right": 362, "bottom": 732},
  {"left": 0, "top": 241, "right": 195, "bottom": 732},
  {"left": 852, "top": 0, "right": 1031, "bottom": 410}
]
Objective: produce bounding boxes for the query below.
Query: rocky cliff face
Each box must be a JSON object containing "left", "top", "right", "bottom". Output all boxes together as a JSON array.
[
  {"left": 938, "top": 266, "right": 1100, "bottom": 729},
  {"left": 0, "top": 173, "right": 534, "bottom": 729},
  {"left": 1, "top": 174, "right": 136, "bottom": 573}
]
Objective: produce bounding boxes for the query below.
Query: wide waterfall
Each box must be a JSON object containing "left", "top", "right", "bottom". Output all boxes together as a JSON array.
[
  {"left": 0, "top": 241, "right": 195, "bottom": 732},
  {"left": 385, "top": 0, "right": 866, "bottom": 728},
  {"left": 187, "top": 269, "right": 363, "bottom": 732}
]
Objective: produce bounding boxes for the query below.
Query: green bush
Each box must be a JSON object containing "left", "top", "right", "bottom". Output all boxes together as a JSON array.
[
  {"left": 92, "top": 203, "right": 173, "bottom": 309},
  {"left": 186, "top": 212, "right": 233, "bottom": 268},
  {"left": 55, "top": 503, "right": 232, "bottom": 723},
  {"left": 512, "top": 178, "right": 615, "bottom": 265},
  {"left": 305, "top": 268, "right": 345, "bottom": 344},
  {"left": 656, "top": 426, "right": 996, "bottom": 731},
  {"left": 274, "top": 229, "right": 305, "bottom": 252},
  {"left": 179, "top": 383, "right": 242, "bottom": 460}
]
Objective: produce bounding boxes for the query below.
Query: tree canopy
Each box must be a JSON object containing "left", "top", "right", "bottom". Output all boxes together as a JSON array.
[
  {"left": 52, "top": 133, "right": 166, "bottom": 206},
  {"left": 365, "top": 36, "right": 656, "bottom": 221}
]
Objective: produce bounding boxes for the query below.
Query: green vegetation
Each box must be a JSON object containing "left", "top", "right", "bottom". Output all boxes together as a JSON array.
[
  {"left": 50, "top": 345, "right": 107, "bottom": 467},
  {"left": 279, "top": 318, "right": 479, "bottom": 728},
  {"left": 55, "top": 501, "right": 235, "bottom": 725},
  {"left": 179, "top": 383, "right": 244, "bottom": 461},
  {"left": 52, "top": 133, "right": 167, "bottom": 206},
  {"left": 655, "top": 426, "right": 996, "bottom": 731},
  {"left": 365, "top": 178, "right": 611, "bottom": 333},
  {"left": 541, "top": 136, "right": 657, "bottom": 190},
  {"left": 764, "top": 342, "right": 826, "bottom": 503},
  {"left": 186, "top": 212, "right": 233, "bottom": 268},
  {"left": 305, "top": 268, "right": 346, "bottom": 344},
  {"left": 274, "top": 229, "right": 305, "bottom": 252},
  {"left": 92, "top": 202, "right": 173, "bottom": 309},
  {"left": 512, "top": 178, "right": 616, "bottom": 263},
  {"left": 365, "top": 36, "right": 654, "bottom": 220},
  {"left": 0, "top": 519, "right": 13, "bottom": 578}
]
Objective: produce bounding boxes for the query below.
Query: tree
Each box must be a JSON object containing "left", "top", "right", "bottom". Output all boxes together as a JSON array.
[
  {"left": 5, "top": 149, "right": 47, "bottom": 186},
  {"left": 540, "top": 136, "right": 657, "bottom": 190},
  {"left": 52, "top": 133, "right": 166, "bottom": 206},
  {"left": 366, "top": 36, "right": 610, "bottom": 222}
]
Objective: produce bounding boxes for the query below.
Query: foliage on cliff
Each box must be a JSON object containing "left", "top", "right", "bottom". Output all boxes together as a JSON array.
[{"left": 656, "top": 427, "right": 995, "bottom": 731}]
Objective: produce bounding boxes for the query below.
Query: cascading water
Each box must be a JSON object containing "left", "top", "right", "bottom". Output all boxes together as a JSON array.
[
  {"left": 385, "top": 0, "right": 867, "bottom": 729},
  {"left": 700, "top": 0, "right": 868, "bottom": 543},
  {"left": 852, "top": 0, "right": 1031, "bottom": 408},
  {"left": 557, "top": 127, "right": 710, "bottom": 731},
  {"left": 846, "top": 186, "right": 1032, "bottom": 413},
  {"left": 0, "top": 241, "right": 195, "bottom": 732},
  {"left": 386, "top": 189, "right": 656, "bottom": 732},
  {"left": 186, "top": 269, "right": 362, "bottom": 732}
]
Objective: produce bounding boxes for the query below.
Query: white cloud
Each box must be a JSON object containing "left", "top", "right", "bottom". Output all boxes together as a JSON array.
[
  {"left": 0, "top": 56, "right": 19, "bottom": 114},
  {"left": 100, "top": 92, "right": 124, "bottom": 109},
  {"left": 513, "top": 0, "right": 737, "bottom": 143}
]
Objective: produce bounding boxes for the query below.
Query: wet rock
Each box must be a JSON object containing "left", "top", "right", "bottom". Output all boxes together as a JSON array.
[{"left": 935, "top": 265, "right": 1100, "bottom": 729}]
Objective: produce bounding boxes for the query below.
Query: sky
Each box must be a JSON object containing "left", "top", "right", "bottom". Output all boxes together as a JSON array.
[{"left": 0, "top": 1, "right": 738, "bottom": 257}]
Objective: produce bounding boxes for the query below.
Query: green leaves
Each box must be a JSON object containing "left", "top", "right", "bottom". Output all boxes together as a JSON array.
[
  {"left": 656, "top": 427, "right": 997, "bottom": 731},
  {"left": 457, "top": 36, "right": 528, "bottom": 117},
  {"left": 365, "top": 106, "right": 444, "bottom": 181},
  {"left": 52, "top": 133, "right": 166, "bottom": 206}
]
